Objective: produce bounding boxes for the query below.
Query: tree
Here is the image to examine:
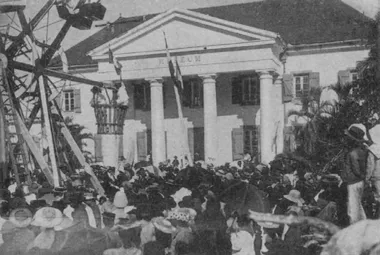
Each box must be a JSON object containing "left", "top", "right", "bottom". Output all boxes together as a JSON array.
[{"left": 60, "top": 117, "right": 93, "bottom": 170}]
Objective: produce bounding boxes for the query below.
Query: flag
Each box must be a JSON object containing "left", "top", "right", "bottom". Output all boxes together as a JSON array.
[
  {"left": 163, "top": 32, "right": 183, "bottom": 98},
  {"left": 108, "top": 46, "right": 123, "bottom": 75},
  {"left": 108, "top": 47, "right": 113, "bottom": 64}
]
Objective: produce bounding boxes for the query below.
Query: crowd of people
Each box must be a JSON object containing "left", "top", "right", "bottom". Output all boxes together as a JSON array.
[{"left": 0, "top": 123, "right": 379, "bottom": 255}]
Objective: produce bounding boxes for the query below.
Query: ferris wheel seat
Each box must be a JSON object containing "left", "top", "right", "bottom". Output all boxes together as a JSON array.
[
  {"left": 0, "top": 0, "right": 26, "bottom": 13},
  {"left": 78, "top": 3, "right": 106, "bottom": 21},
  {"left": 72, "top": 16, "right": 93, "bottom": 30}
]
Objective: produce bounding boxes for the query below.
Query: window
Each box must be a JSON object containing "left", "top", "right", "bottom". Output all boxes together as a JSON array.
[
  {"left": 183, "top": 78, "right": 203, "bottom": 108},
  {"left": 133, "top": 82, "right": 150, "bottom": 110},
  {"left": 243, "top": 125, "right": 259, "bottom": 157},
  {"left": 350, "top": 71, "right": 358, "bottom": 82},
  {"left": 293, "top": 74, "right": 309, "bottom": 98},
  {"left": 232, "top": 74, "right": 260, "bottom": 105},
  {"left": 63, "top": 90, "right": 75, "bottom": 112},
  {"left": 242, "top": 76, "right": 260, "bottom": 105}
]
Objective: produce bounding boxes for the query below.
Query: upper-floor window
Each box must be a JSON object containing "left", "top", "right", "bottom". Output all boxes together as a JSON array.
[
  {"left": 350, "top": 71, "right": 358, "bottom": 82},
  {"left": 294, "top": 74, "right": 309, "bottom": 98},
  {"left": 133, "top": 82, "right": 150, "bottom": 110},
  {"left": 232, "top": 74, "right": 260, "bottom": 105},
  {"left": 183, "top": 78, "right": 203, "bottom": 108},
  {"left": 64, "top": 90, "right": 75, "bottom": 112},
  {"left": 62, "top": 89, "right": 81, "bottom": 113}
]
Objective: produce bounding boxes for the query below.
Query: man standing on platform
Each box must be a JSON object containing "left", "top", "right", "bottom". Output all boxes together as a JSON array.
[{"left": 341, "top": 125, "right": 368, "bottom": 224}]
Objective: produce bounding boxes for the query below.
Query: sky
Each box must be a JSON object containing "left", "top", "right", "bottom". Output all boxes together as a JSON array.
[{"left": 1, "top": 0, "right": 379, "bottom": 50}]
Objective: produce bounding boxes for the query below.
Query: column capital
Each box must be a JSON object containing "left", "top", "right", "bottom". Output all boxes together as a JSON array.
[
  {"left": 145, "top": 77, "right": 163, "bottom": 86},
  {"left": 258, "top": 71, "right": 273, "bottom": 80},
  {"left": 199, "top": 73, "right": 217, "bottom": 82}
]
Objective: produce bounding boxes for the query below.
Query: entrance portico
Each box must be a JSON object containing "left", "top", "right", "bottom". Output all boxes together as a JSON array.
[{"left": 88, "top": 8, "right": 285, "bottom": 166}]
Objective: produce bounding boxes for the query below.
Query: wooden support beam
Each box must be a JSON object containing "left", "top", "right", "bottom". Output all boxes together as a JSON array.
[
  {"left": 11, "top": 61, "right": 114, "bottom": 89},
  {"left": 16, "top": 112, "right": 55, "bottom": 185},
  {"left": 60, "top": 126, "right": 105, "bottom": 196}
]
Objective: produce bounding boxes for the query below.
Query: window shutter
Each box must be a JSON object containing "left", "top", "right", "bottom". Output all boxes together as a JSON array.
[
  {"left": 183, "top": 80, "right": 191, "bottom": 107},
  {"left": 338, "top": 70, "right": 350, "bottom": 86},
  {"left": 73, "top": 89, "right": 81, "bottom": 113},
  {"left": 282, "top": 74, "right": 293, "bottom": 103},
  {"left": 187, "top": 127, "right": 194, "bottom": 158},
  {"left": 137, "top": 131, "right": 147, "bottom": 161},
  {"left": 145, "top": 84, "right": 151, "bottom": 111},
  {"left": 94, "top": 134, "right": 102, "bottom": 162},
  {"left": 231, "top": 127, "right": 244, "bottom": 160},
  {"left": 56, "top": 92, "right": 63, "bottom": 110},
  {"left": 231, "top": 76, "right": 243, "bottom": 104},
  {"left": 119, "top": 136, "right": 123, "bottom": 159},
  {"left": 309, "top": 72, "right": 320, "bottom": 89}
]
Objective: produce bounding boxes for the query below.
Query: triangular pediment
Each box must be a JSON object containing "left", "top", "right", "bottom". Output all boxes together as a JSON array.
[{"left": 89, "top": 8, "right": 281, "bottom": 58}]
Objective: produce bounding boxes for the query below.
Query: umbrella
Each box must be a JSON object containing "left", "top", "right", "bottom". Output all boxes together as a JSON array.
[
  {"left": 134, "top": 161, "right": 151, "bottom": 169},
  {"left": 219, "top": 181, "right": 271, "bottom": 216}
]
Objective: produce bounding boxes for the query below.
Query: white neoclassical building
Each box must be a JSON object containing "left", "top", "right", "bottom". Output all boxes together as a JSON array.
[{"left": 49, "top": 0, "right": 371, "bottom": 166}]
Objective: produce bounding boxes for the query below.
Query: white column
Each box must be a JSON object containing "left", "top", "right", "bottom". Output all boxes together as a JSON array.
[
  {"left": 148, "top": 78, "right": 166, "bottom": 166},
  {"left": 101, "top": 135, "right": 119, "bottom": 167},
  {"left": 274, "top": 76, "right": 284, "bottom": 154},
  {"left": 201, "top": 74, "right": 218, "bottom": 164},
  {"left": 260, "top": 72, "right": 274, "bottom": 164}
]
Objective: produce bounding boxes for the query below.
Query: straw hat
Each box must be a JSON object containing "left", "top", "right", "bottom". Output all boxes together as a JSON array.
[
  {"left": 258, "top": 221, "right": 280, "bottom": 229},
  {"left": 177, "top": 208, "right": 197, "bottom": 221},
  {"left": 153, "top": 217, "right": 177, "bottom": 234},
  {"left": 9, "top": 208, "right": 33, "bottom": 228},
  {"left": 283, "top": 190, "right": 304, "bottom": 206},
  {"left": 31, "top": 207, "right": 64, "bottom": 228},
  {"left": 113, "top": 190, "right": 128, "bottom": 208}
]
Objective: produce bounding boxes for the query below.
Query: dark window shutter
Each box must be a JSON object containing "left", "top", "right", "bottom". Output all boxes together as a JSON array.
[
  {"left": 231, "top": 76, "right": 243, "bottom": 104},
  {"left": 119, "top": 136, "right": 123, "bottom": 159},
  {"left": 309, "top": 72, "right": 320, "bottom": 89},
  {"left": 73, "top": 89, "right": 81, "bottom": 113},
  {"left": 188, "top": 127, "right": 194, "bottom": 158},
  {"left": 94, "top": 134, "right": 102, "bottom": 162},
  {"left": 137, "top": 131, "right": 147, "bottom": 161},
  {"left": 133, "top": 84, "right": 143, "bottom": 109},
  {"left": 231, "top": 127, "right": 244, "bottom": 160},
  {"left": 183, "top": 79, "right": 192, "bottom": 107},
  {"left": 145, "top": 83, "right": 151, "bottom": 110},
  {"left": 338, "top": 70, "right": 350, "bottom": 86},
  {"left": 282, "top": 74, "right": 293, "bottom": 103}
]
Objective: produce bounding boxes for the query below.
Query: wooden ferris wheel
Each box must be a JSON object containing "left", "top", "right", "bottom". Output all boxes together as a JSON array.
[{"left": 0, "top": 0, "right": 112, "bottom": 194}]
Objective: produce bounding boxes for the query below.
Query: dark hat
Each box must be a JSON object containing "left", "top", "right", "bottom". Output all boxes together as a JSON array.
[
  {"left": 178, "top": 196, "right": 193, "bottom": 208},
  {"left": 103, "top": 212, "right": 116, "bottom": 220},
  {"left": 344, "top": 125, "right": 366, "bottom": 142}
]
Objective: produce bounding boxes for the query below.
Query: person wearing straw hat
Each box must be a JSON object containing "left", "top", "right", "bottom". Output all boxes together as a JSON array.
[
  {"left": 342, "top": 124, "right": 368, "bottom": 224},
  {"left": 0, "top": 208, "right": 35, "bottom": 255},
  {"left": 366, "top": 123, "right": 380, "bottom": 218},
  {"left": 166, "top": 210, "right": 194, "bottom": 255},
  {"left": 27, "top": 207, "right": 65, "bottom": 251}
]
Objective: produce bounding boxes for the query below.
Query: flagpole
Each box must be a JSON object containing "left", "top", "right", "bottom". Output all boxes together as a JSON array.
[{"left": 163, "top": 33, "right": 193, "bottom": 166}]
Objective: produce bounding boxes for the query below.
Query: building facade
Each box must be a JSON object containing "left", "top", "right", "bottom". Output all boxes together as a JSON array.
[{"left": 50, "top": 0, "right": 371, "bottom": 166}]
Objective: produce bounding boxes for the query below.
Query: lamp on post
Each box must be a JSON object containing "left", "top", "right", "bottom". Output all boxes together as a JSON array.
[{"left": 91, "top": 85, "right": 128, "bottom": 167}]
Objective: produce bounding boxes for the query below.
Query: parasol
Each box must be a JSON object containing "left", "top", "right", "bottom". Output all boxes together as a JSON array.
[{"left": 219, "top": 181, "right": 271, "bottom": 216}]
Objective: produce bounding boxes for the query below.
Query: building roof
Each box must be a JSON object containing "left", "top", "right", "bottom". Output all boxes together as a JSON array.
[{"left": 50, "top": 0, "right": 371, "bottom": 68}]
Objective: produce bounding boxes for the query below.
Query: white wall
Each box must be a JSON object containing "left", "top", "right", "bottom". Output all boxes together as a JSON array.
[{"left": 286, "top": 49, "right": 369, "bottom": 87}]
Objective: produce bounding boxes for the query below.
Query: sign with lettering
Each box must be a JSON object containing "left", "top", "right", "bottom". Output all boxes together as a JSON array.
[{"left": 158, "top": 55, "right": 201, "bottom": 66}]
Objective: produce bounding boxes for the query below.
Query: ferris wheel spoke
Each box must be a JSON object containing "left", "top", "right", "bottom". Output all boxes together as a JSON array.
[{"left": 6, "top": 0, "right": 55, "bottom": 57}]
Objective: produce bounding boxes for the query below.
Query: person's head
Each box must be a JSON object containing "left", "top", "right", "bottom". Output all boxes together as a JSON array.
[
  {"left": 102, "top": 212, "right": 115, "bottom": 228},
  {"left": 175, "top": 241, "right": 191, "bottom": 255},
  {"left": 98, "top": 196, "right": 107, "bottom": 205},
  {"left": 236, "top": 214, "right": 254, "bottom": 229},
  {"left": 118, "top": 227, "right": 141, "bottom": 249}
]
